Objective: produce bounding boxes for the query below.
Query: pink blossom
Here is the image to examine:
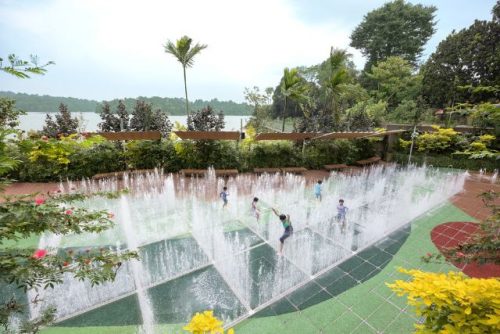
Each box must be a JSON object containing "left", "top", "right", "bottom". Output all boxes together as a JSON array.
[
  {"left": 107, "top": 212, "right": 114, "bottom": 219},
  {"left": 32, "top": 249, "right": 47, "bottom": 259},
  {"left": 35, "top": 198, "right": 45, "bottom": 206},
  {"left": 63, "top": 261, "right": 69, "bottom": 267},
  {"left": 41, "top": 135, "right": 48, "bottom": 141},
  {"left": 456, "top": 251, "right": 465, "bottom": 258},
  {"left": 426, "top": 252, "right": 432, "bottom": 257},
  {"left": 65, "top": 209, "right": 73, "bottom": 215}
]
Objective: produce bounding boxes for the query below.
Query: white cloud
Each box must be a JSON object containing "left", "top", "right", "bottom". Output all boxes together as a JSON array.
[{"left": 1, "top": 0, "right": 362, "bottom": 102}]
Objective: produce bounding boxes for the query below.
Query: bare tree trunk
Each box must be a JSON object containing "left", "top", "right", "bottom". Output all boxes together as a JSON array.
[
  {"left": 282, "top": 96, "right": 287, "bottom": 132},
  {"left": 183, "top": 66, "right": 189, "bottom": 118}
]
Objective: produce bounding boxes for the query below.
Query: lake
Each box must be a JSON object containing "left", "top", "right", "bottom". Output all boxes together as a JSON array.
[{"left": 18, "top": 112, "right": 251, "bottom": 132}]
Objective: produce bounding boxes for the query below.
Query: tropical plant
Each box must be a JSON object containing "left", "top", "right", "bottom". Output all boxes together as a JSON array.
[
  {"left": 321, "top": 49, "right": 350, "bottom": 128},
  {"left": 164, "top": 36, "right": 207, "bottom": 117},
  {"left": 280, "top": 68, "right": 309, "bottom": 132},
  {"left": 387, "top": 268, "right": 500, "bottom": 334}
]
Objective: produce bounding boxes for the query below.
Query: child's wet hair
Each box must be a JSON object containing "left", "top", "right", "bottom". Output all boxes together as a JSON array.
[
  {"left": 339, "top": 199, "right": 344, "bottom": 203},
  {"left": 318, "top": 180, "right": 322, "bottom": 184},
  {"left": 253, "top": 197, "right": 259, "bottom": 202},
  {"left": 223, "top": 186, "right": 227, "bottom": 190},
  {"left": 279, "top": 214, "right": 286, "bottom": 221}
]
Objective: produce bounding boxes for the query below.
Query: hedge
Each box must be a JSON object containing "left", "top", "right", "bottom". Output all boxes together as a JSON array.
[{"left": 393, "top": 152, "right": 498, "bottom": 171}]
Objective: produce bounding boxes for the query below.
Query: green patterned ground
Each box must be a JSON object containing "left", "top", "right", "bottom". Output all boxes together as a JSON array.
[{"left": 39, "top": 202, "right": 473, "bottom": 334}]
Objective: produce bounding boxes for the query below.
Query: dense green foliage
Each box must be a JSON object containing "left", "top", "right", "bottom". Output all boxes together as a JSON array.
[
  {"left": 350, "top": 0, "right": 436, "bottom": 68},
  {"left": 0, "top": 91, "right": 253, "bottom": 115},
  {"left": 421, "top": 9, "right": 500, "bottom": 107},
  {"left": 3, "top": 133, "right": 384, "bottom": 181}
]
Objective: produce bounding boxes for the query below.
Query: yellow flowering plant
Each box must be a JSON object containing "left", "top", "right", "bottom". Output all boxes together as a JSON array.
[
  {"left": 183, "top": 310, "right": 234, "bottom": 334},
  {"left": 387, "top": 268, "right": 500, "bottom": 333}
]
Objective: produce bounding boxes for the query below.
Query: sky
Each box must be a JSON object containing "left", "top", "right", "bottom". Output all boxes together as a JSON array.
[{"left": 0, "top": 0, "right": 496, "bottom": 103}]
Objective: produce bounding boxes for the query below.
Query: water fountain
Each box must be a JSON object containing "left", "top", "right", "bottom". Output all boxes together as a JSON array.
[{"left": 27, "top": 165, "right": 465, "bottom": 332}]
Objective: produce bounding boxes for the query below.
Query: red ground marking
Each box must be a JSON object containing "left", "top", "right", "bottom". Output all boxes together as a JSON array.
[{"left": 430, "top": 222, "right": 500, "bottom": 278}]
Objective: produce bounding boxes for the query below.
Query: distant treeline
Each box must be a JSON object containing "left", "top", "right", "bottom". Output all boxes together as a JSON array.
[{"left": 0, "top": 91, "right": 253, "bottom": 115}]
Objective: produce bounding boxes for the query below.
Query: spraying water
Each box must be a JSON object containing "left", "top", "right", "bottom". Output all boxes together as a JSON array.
[{"left": 37, "top": 165, "right": 465, "bottom": 330}]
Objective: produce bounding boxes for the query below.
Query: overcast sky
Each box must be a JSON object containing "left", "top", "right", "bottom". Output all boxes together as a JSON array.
[{"left": 0, "top": 0, "right": 496, "bottom": 103}]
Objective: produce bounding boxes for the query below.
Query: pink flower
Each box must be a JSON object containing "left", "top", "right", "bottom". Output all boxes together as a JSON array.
[
  {"left": 32, "top": 249, "right": 47, "bottom": 259},
  {"left": 107, "top": 212, "right": 114, "bottom": 219},
  {"left": 35, "top": 198, "right": 45, "bottom": 206},
  {"left": 41, "top": 135, "right": 48, "bottom": 141},
  {"left": 456, "top": 251, "right": 465, "bottom": 258},
  {"left": 426, "top": 252, "right": 432, "bottom": 257},
  {"left": 65, "top": 209, "right": 73, "bottom": 215},
  {"left": 63, "top": 261, "right": 69, "bottom": 267}
]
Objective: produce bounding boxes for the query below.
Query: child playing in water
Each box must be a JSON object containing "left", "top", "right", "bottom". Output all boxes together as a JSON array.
[
  {"left": 251, "top": 197, "right": 261, "bottom": 220},
  {"left": 272, "top": 208, "right": 293, "bottom": 255},
  {"left": 314, "top": 180, "right": 323, "bottom": 201},
  {"left": 336, "top": 199, "right": 348, "bottom": 225},
  {"left": 220, "top": 187, "right": 229, "bottom": 208}
]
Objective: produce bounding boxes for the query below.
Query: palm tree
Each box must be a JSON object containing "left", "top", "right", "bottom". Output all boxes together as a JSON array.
[
  {"left": 164, "top": 36, "right": 207, "bottom": 117},
  {"left": 323, "top": 48, "right": 349, "bottom": 129},
  {"left": 280, "top": 68, "right": 309, "bottom": 132}
]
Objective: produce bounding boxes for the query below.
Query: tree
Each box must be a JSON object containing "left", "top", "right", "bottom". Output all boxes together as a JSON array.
[
  {"left": 0, "top": 98, "right": 25, "bottom": 129},
  {"left": 129, "top": 100, "right": 172, "bottom": 136},
  {"left": 350, "top": 0, "right": 436, "bottom": 69},
  {"left": 41, "top": 103, "right": 78, "bottom": 138},
  {"left": 187, "top": 106, "right": 225, "bottom": 131},
  {"left": 164, "top": 36, "right": 207, "bottom": 117},
  {"left": 280, "top": 68, "right": 309, "bottom": 132},
  {"left": 0, "top": 54, "right": 54, "bottom": 79},
  {"left": 320, "top": 49, "right": 351, "bottom": 129},
  {"left": 367, "top": 56, "right": 422, "bottom": 109},
  {"left": 116, "top": 100, "right": 129, "bottom": 131},
  {"left": 98, "top": 102, "right": 120, "bottom": 132},
  {"left": 421, "top": 5, "right": 500, "bottom": 107}
]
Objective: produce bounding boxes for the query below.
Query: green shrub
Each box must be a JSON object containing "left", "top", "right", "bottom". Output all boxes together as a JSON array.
[
  {"left": 303, "top": 140, "right": 359, "bottom": 168},
  {"left": 174, "top": 140, "right": 239, "bottom": 170},
  {"left": 244, "top": 141, "right": 302, "bottom": 169},
  {"left": 125, "top": 140, "right": 179, "bottom": 171},
  {"left": 393, "top": 152, "right": 498, "bottom": 171}
]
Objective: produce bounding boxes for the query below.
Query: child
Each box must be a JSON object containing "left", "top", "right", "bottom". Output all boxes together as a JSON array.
[
  {"left": 272, "top": 208, "right": 293, "bottom": 255},
  {"left": 336, "top": 199, "right": 348, "bottom": 225},
  {"left": 314, "top": 180, "right": 323, "bottom": 201},
  {"left": 251, "top": 197, "right": 261, "bottom": 220},
  {"left": 220, "top": 186, "right": 229, "bottom": 208}
]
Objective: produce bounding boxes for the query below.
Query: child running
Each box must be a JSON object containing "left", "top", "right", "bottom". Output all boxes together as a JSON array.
[
  {"left": 272, "top": 208, "right": 293, "bottom": 255},
  {"left": 251, "top": 197, "right": 261, "bottom": 220},
  {"left": 314, "top": 180, "right": 323, "bottom": 201},
  {"left": 220, "top": 186, "right": 229, "bottom": 208}
]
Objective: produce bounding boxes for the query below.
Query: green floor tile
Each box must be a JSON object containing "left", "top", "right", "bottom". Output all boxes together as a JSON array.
[
  {"left": 383, "top": 314, "right": 417, "bottom": 334},
  {"left": 365, "top": 302, "right": 401, "bottom": 331},
  {"left": 301, "top": 300, "right": 347, "bottom": 330},
  {"left": 327, "top": 311, "right": 364, "bottom": 334},
  {"left": 350, "top": 321, "right": 377, "bottom": 334},
  {"left": 325, "top": 275, "right": 358, "bottom": 296},
  {"left": 282, "top": 314, "right": 320, "bottom": 334},
  {"left": 287, "top": 280, "right": 324, "bottom": 307},
  {"left": 296, "top": 290, "right": 333, "bottom": 310},
  {"left": 350, "top": 292, "right": 386, "bottom": 318}
]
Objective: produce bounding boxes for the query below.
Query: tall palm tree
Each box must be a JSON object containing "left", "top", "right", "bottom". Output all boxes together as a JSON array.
[
  {"left": 280, "top": 67, "right": 309, "bottom": 132},
  {"left": 164, "top": 36, "right": 207, "bottom": 117},
  {"left": 323, "top": 48, "right": 349, "bottom": 129}
]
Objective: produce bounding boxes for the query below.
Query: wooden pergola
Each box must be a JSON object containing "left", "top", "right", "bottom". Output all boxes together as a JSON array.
[
  {"left": 254, "top": 130, "right": 407, "bottom": 141},
  {"left": 173, "top": 131, "right": 241, "bottom": 140},
  {"left": 89, "top": 131, "right": 162, "bottom": 140}
]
